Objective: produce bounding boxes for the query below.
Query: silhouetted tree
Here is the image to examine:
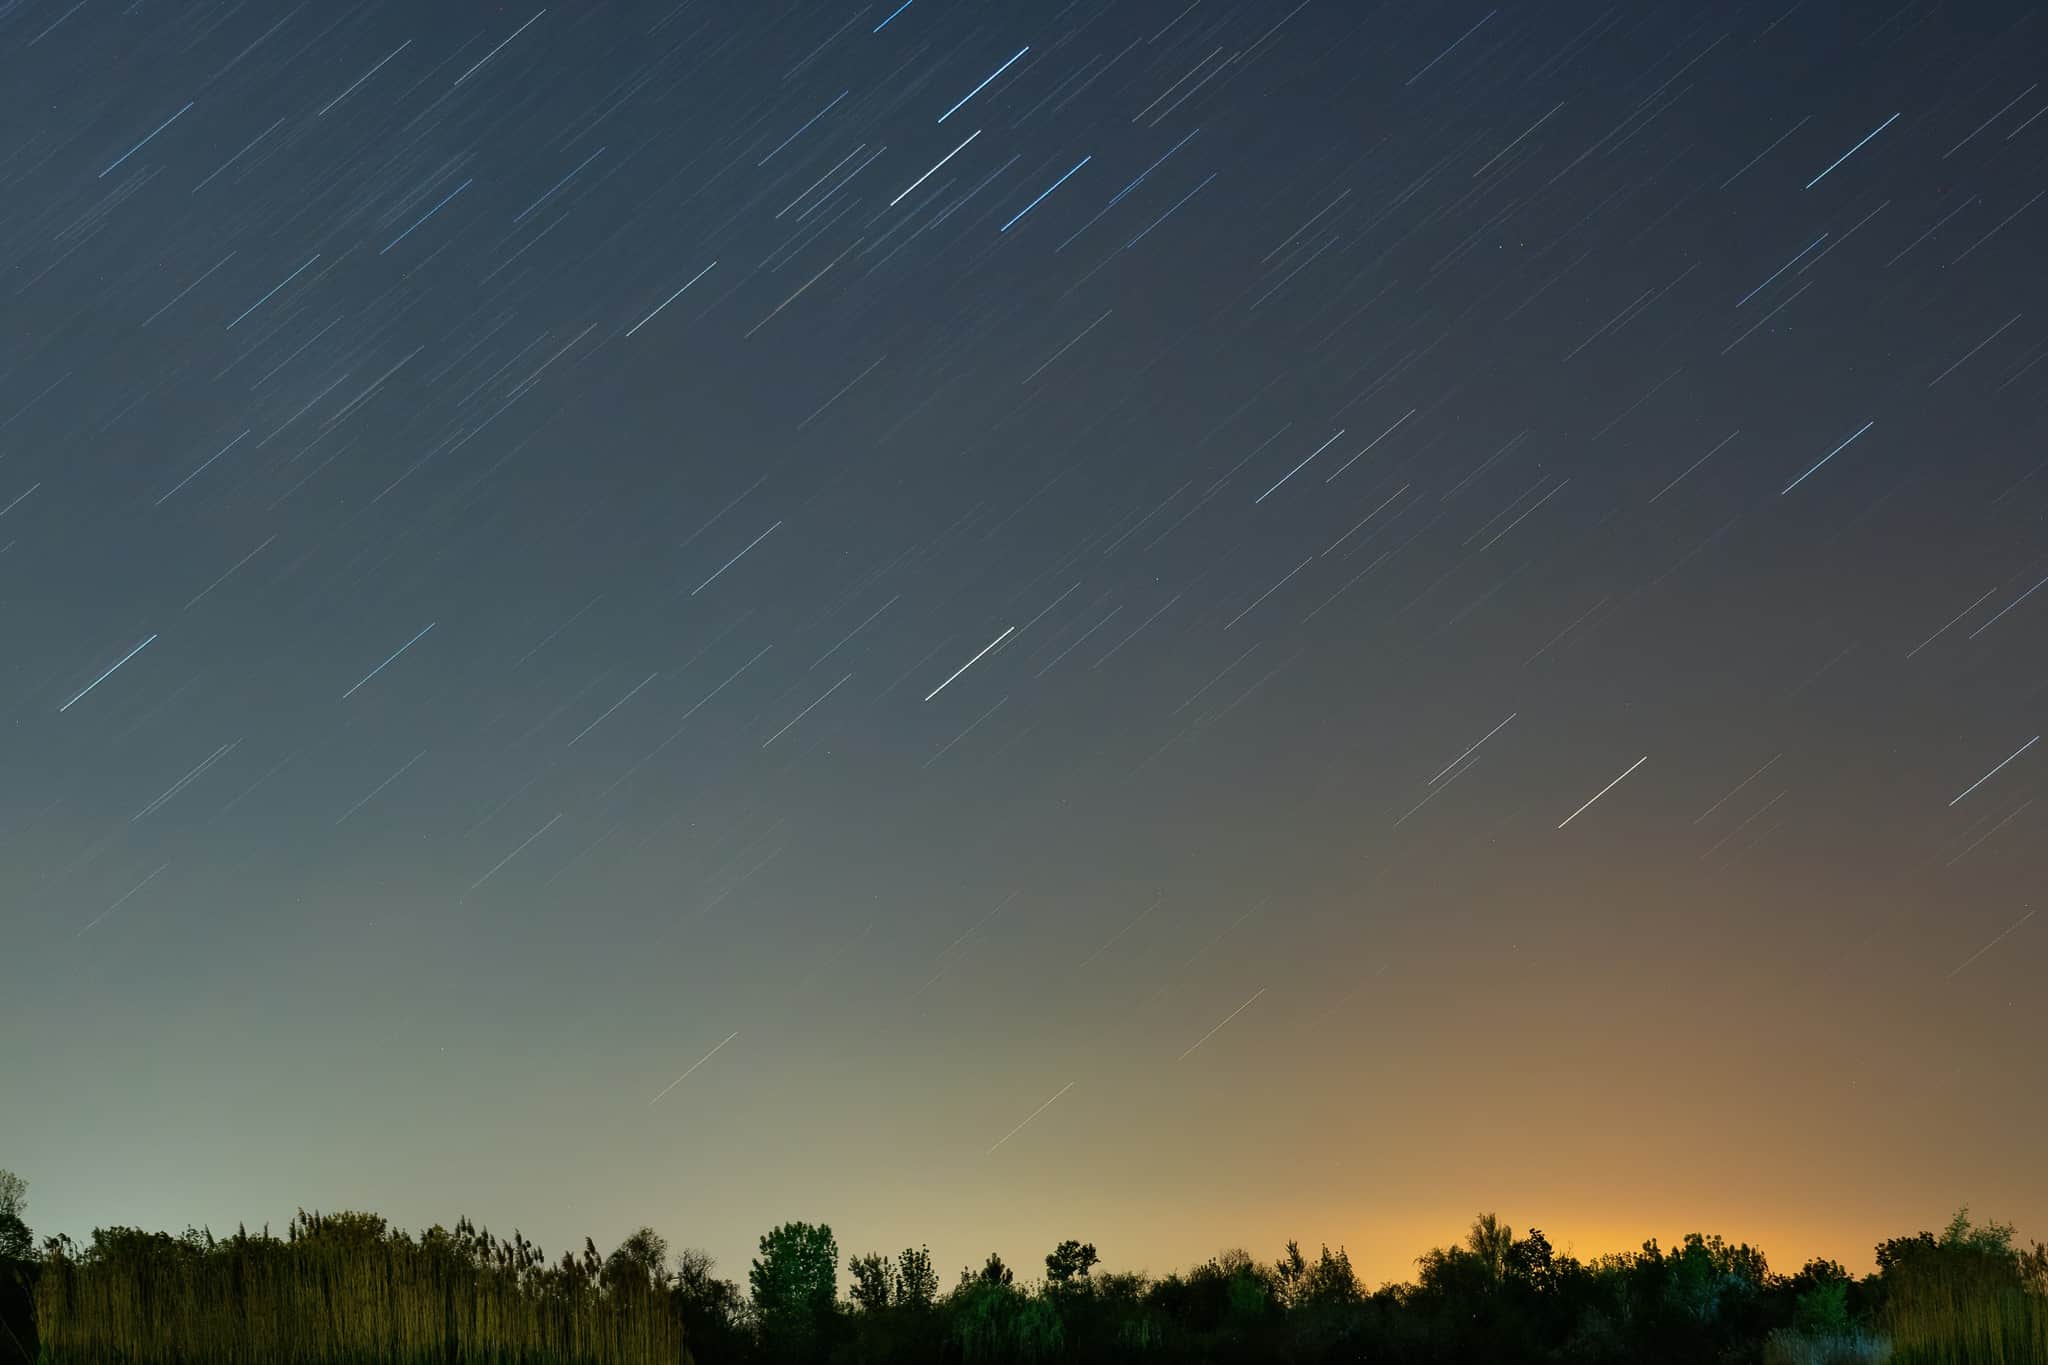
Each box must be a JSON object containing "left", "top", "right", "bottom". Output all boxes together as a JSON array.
[
  {"left": 603, "top": 1226, "right": 671, "bottom": 1295},
  {"left": 1468, "top": 1212, "right": 1513, "bottom": 1287},
  {"left": 19, "top": 1188, "right": 2048, "bottom": 1365},
  {"left": 950, "top": 1274, "right": 1061, "bottom": 1363},
  {"left": 0, "top": 1176, "right": 31, "bottom": 1365},
  {"left": 0, "top": 1174, "right": 27, "bottom": 1262},
  {"left": 896, "top": 1244, "right": 939, "bottom": 1310},
  {"left": 1298, "top": 1243, "right": 1360, "bottom": 1306},
  {"left": 1044, "top": 1239, "right": 1098, "bottom": 1286},
  {"left": 1506, "top": 1226, "right": 1556, "bottom": 1293},
  {"left": 1876, "top": 1230, "right": 1939, "bottom": 1274},
  {"left": 749, "top": 1220, "right": 838, "bottom": 1355},
  {"left": 847, "top": 1251, "right": 896, "bottom": 1311},
  {"left": 1273, "top": 1239, "right": 1308, "bottom": 1307},
  {"left": 1941, "top": 1205, "right": 2019, "bottom": 1257},
  {"left": 672, "top": 1247, "right": 746, "bottom": 1362}
]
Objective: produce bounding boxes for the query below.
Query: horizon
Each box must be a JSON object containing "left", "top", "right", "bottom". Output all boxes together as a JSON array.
[{"left": 20, "top": 1179, "right": 2033, "bottom": 1291}]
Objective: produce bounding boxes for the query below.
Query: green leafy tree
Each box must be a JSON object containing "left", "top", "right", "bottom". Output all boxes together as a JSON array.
[
  {"left": 1786, "top": 1256, "right": 1851, "bottom": 1294},
  {"left": 749, "top": 1220, "right": 839, "bottom": 1351},
  {"left": 0, "top": 1173, "right": 27, "bottom": 1262},
  {"left": 1273, "top": 1239, "right": 1308, "bottom": 1307},
  {"left": 970, "top": 1252, "right": 1014, "bottom": 1287},
  {"left": 1940, "top": 1206, "right": 2018, "bottom": 1257},
  {"left": 1298, "top": 1243, "right": 1361, "bottom": 1306},
  {"left": 896, "top": 1245, "right": 939, "bottom": 1309},
  {"left": 1044, "top": 1239, "right": 1098, "bottom": 1286},
  {"left": 1662, "top": 1231, "right": 1769, "bottom": 1327},
  {"left": 847, "top": 1251, "right": 896, "bottom": 1311},
  {"left": 1876, "top": 1231, "right": 1937, "bottom": 1274},
  {"left": 951, "top": 1277, "right": 1061, "bottom": 1363},
  {"left": 602, "top": 1226, "right": 671, "bottom": 1294},
  {"left": 1793, "top": 1278, "right": 1852, "bottom": 1337},
  {"left": 1506, "top": 1226, "right": 1557, "bottom": 1293},
  {"left": 1468, "top": 1212, "right": 1513, "bottom": 1287},
  {"left": 672, "top": 1247, "right": 747, "bottom": 1361}
]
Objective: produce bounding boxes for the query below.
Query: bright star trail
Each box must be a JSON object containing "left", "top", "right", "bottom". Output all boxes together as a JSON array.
[{"left": 5, "top": 0, "right": 2042, "bottom": 1300}]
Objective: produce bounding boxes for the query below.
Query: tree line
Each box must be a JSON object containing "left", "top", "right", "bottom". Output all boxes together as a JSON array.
[{"left": 3, "top": 1169, "right": 2044, "bottom": 1364}]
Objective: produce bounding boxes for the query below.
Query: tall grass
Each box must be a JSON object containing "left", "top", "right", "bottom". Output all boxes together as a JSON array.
[
  {"left": 33, "top": 1210, "right": 689, "bottom": 1365},
  {"left": 1763, "top": 1326, "right": 1894, "bottom": 1365},
  {"left": 1883, "top": 1258, "right": 2048, "bottom": 1365}
]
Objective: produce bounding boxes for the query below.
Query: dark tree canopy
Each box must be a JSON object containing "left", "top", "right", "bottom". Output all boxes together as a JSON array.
[
  {"left": 747, "top": 1220, "right": 838, "bottom": 1348},
  {"left": 1044, "top": 1239, "right": 1099, "bottom": 1285}
]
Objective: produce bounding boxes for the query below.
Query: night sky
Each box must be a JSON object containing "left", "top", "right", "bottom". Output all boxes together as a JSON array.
[{"left": 4, "top": 0, "right": 2045, "bottom": 1291}]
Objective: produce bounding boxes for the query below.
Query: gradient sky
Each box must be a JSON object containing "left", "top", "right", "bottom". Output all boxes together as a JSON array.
[{"left": 3, "top": 0, "right": 2044, "bottom": 1295}]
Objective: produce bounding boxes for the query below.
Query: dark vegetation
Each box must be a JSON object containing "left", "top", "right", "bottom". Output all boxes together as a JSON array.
[{"left": 3, "top": 1169, "right": 2044, "bottom": 1365}]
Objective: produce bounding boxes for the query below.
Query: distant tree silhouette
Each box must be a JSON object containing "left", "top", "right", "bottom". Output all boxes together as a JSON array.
[
  {"left": 0, "top": 1175, "right": 30, "bottom": 1365},
  {"left": 1506, "top": 1225, "right": 1556, "bottom": 1293},
  {"left": 671, "top": 1247, "right": 746, "bottom": 1361},
  {"left": 896, "top": 1244, "right": 939, "bottom": 1309},
  {"left": 12, "top": 1185, "right": 2048, "bottom": 1365},
  {"left": 1299, "top": 1243, "right": 1361, "bottom": 1306},
  {"left": 1273, "top": 1238, "right": 1308, "bottom": 1306},
  {"left": 1044, "top": 1239, "right": 1098, "bottom": 1286},
  {"left": 950, "top": 1271, "right": 1060, "bottom": 1363},
  {"left": 0, "top": 1174, "right": 26, "bottom": 1262},
  {"left": 847, "top": 1250, "right": 896, "bottom": 1311},
  {"left": 748, "top": 1220, "right": 837, "bottom": 1355},
  {"left": 1468, "top": 1211, "right": 1513, "bottom": 1286},
  {"left": 602, "top": 1226, "right": 670, "bottom": 1295}
]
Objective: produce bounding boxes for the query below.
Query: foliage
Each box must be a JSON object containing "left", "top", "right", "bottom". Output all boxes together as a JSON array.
[
  {"left": 1878, "top": 1209, "right": 2048, "bottom": 1365},
  {"left": 847, "top": 1251, "right": 896, "bottom": 1312},
  {"left": 12, "top": 1186, "right": 2048, "bottom": 1365},
  {"left": 30, "top": 1209, "right": 687, "bottom": 1365},
  {"left": 895, "top": 1245, "right": 939, "bottom": 1310},
  {"left": 672, "top": 1247, "right": 745, "bottom": 1363},
  {"left": 0, "top": 1173, "right": 28, "bottom": 1263},
  {"left": 747, "top": 1220, "right": 837, "bottom": 1354},
  {"left": 1043, "top": 1240, "right": 1098, "bottom": 1286},
  {"left": 949, "top": 1278, "right": 1062, "bottom": 1363},
  {"left": 967, "top": 1252, "right": 1015, "bottom": 1288}
]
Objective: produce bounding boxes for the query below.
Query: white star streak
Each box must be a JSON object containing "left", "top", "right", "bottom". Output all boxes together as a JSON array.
[
  {"left": 925, "top": 626, "right": 1013, "bottom": 701},
  {"left": 466, "top": 812, "right": 564, "bottom": 896},
  {"left": 1948, "top": 735, "right": 2039, "bottom": 807},
  {"left": 939, "top": 47, "right": 1028, "bottom": 123},
  {"left": 691, "top": 521, "right": 781, "bottom": 596},
  {"left": 892, "top": 129, "right": 981, "bottom": 206},
  {"left": 1558, "top": 755, "right": 1648, "bottom": 829},
  {"left": 763, "top": 672, "right": 852, "bottom": 747},
  {"left": 1947, "top": 907, "right": 2037, "bottom": 978},
  {"left": 1780, "top": 420, "right": 1874, "bottom": 495},
  {"left": 987, "top": 1080, "right": 1074, "bottom": 1154},
  {"left": 625, "top": 261, "right": 717, "bottom": 338},
  {"left": 76, "top": 864, "right": 170, "bottom": 937},
  {"left": 342, "top": 623, "right": 436, "bottom": 699},
  {"left": 1430, "top": 713, "right": 1517, "bottom": 785},
  {"left": 1178, "top": 987, "right": 1266, "bottom": 1061},
  {"left": 60, "top": 634, "right": 158, "bottom": 713},
  {"left": 649, "top": 1031, "right": 739, "bottom": 1106}
]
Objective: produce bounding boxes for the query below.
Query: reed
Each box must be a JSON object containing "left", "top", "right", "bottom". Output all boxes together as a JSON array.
[
  {"left": 1882, "top": 1258, "right": 2048, "bottom": 1365},
  {"left": 33, "top": 1210, "right": 689, "bottom": 1365}
]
